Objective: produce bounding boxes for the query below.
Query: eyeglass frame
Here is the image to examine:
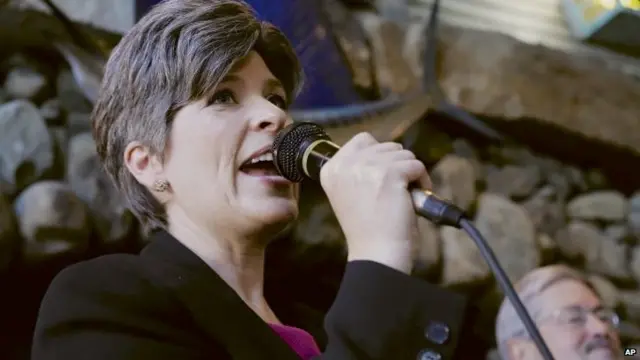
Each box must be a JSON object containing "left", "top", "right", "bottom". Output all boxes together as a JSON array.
[{"left": 511, "top": 305, "right": 620, "bottom": 339}]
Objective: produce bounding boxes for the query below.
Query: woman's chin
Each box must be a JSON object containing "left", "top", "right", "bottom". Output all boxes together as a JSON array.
[{"left": 249, "top": 197, "right": 299, "bottom": 227}]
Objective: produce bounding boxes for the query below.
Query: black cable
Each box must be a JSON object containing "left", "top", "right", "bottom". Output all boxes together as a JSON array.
[{"left": 458, "top": 218, "right": 555, "bottom": 360}]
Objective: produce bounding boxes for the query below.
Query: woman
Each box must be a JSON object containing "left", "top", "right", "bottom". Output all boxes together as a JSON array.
[{"left": 31, "top": 1, "right": 467, "bottom": 359}]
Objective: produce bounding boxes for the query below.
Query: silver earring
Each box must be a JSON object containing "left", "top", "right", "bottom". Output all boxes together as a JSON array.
[{"left": 153, "top": 179, "right": 169, "bottom": 192}]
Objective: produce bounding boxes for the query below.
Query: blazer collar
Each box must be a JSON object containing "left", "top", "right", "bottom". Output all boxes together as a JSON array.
[{"left": 140, "top": 230, "right": 304, "bottom": 360}]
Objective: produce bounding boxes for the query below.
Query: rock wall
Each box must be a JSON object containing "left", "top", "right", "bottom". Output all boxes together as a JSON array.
[{"left": 1, "top": 3, "right": 640, "bottom": 359}]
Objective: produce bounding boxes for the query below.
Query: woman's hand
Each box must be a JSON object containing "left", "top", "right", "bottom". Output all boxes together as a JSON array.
[{"left": 319, "top": 133, "right": 432, "bottom": 274}]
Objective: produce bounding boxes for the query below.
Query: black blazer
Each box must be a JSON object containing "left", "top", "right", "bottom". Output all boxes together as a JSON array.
[{"left": 32, "top": 230, "right": 468, "bottom": 360}]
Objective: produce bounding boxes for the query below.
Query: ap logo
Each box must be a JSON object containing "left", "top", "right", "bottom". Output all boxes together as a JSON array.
[{"left": 625, "top": 347, "right": 637, "bottom": 356}]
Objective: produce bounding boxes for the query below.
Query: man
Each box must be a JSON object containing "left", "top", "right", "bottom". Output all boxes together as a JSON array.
[{"left": 495, "top": 265, "right": 623, "bottom": 360}]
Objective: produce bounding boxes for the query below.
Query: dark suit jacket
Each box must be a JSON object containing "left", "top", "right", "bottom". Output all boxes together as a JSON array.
[{"left": 32, "top": 230, "right": 468, "bottom": 360}]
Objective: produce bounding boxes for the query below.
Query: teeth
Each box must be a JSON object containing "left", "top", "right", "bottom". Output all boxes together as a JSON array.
[{"left": 247, "top": 152, "right": 273, "bottom": 164}]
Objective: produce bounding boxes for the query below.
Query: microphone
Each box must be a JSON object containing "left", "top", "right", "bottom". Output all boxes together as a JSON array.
[
  {"left": 272, "top": 122, "right": 557, "bottom": 360},
  {"left": 272, "top": 122, "right": 466, "bottom": 228}
]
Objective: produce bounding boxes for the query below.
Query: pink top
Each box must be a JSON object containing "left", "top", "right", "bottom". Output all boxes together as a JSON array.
[{"left": 269, "top": 323, "right": 322, "bottom": 359}]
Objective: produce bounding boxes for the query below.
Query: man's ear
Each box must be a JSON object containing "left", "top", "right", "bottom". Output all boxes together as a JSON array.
[
  {"left": 123, "top": 141, "right": 165, "bottom": 189},
  {"left": 504, "top": 338, "right": 527, "bottom": 360}
]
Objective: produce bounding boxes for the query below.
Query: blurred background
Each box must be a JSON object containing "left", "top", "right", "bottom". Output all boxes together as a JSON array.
[{"left": 0, "top": 0, "right": 639, "bottom": 359}]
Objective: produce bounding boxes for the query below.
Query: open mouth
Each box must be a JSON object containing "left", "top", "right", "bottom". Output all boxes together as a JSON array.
[{"left": 239, "top": 151, "right": 280, "bottom": 177}]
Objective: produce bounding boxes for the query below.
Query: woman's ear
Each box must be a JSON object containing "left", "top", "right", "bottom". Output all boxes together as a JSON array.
[{"left": 123, "top": 141, "right": 167, "bottom": 191}]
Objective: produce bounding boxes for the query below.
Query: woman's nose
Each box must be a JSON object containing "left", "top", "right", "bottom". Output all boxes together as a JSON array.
[{"left": 248, "top": 99, "right": 288, "bottom": 133}]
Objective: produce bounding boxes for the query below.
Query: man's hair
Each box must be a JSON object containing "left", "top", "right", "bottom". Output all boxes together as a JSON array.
[
  {"left": 92, "top": 0, "right": 302, "bottom": 231},
  {"left": 495, "top": 265, "right": 597, "bottom": 359}
]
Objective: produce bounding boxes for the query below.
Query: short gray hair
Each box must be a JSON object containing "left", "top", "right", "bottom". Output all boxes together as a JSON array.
[
  {"left": 495, "top": 265, "right": 596, "bottom": 359},
  {"left": 92, "top": 0, "right": 302, "bottom": 232}
]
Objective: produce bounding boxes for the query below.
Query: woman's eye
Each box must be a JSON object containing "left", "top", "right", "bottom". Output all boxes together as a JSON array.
[
  {"left": 209, "top": 89, "right": 236, "bottom": 105},
  {"left": 267, "top": 94, "right": 287, "bottom": 109}
]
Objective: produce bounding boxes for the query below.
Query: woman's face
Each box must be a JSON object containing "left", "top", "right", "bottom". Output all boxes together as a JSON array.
[{"left": 159, "top": 51, "right": 299, "bottom": 238}]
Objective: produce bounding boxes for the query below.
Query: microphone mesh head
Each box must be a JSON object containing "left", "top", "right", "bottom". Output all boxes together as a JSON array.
[{"left": 272, "top": 122, "right": 330, "bottom": 182}]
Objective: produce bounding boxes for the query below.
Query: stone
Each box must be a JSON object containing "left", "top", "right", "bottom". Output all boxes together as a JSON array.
[
  {"left": 67, "top": 133, "right": 133, "bottom": 243},
  {"left": 3, "top": 66, "right": 47, "bottom": 99},
  {"left": 440, "top": 225, "right": 490, "bottom": 286},
  {"left": 629, "top": 191, "right": 640, "bottom": 237},
  {"left": 403, "top": 19, "right": 427, "bottom": 83},
  {"left": 323, "top": 0, "right": 374, "bottom": 92},
  {"left": 558, "top": 221, "right": 631, "bottom": 281},
  {"left": 585, "top": 168, "right": 609, "bottom": 190},
  {"left": 375, "top": 0, "right": 410, "bottom": 28},
  {"left": 619, "top": 322, "right": 640, "bottom": 344},
  {"left": 0, "top": 100, "right": 55, "bottom": 193},
  {"left": 521, "top": 185, "right": 566, "bottom": 236},
  {"left": 39, "top": 98, "right": 62, "bottom": 124},
  {"left": 17, "top": 0, "right": 134, "bottom": 34},
  {"left": 56, "top": 69, "right": 93, "bottom": 113},
  {"left": 563, "top": 165, "right": 588, "bottom": 193},
  {"left": 66, "top": 112, "right": 92, "bottom": 136},
  {"left": 413, "top": 217, "right": 441, "bottom": 277},
  {"left": 430, "top": 154, "right": 477, "bottom": 211},
  {"left": 567, "top": 191, "right": 628, "bottom": 222},
  {"left": 293, "top": 197, "right": 345, "bottom": 250},
  {"left": 13, "top": 180, "right": 90, "bottom": 262},
  {"left": 631, "top": 246, "right": 640, "bottom": 284},
  {"left": 536, "top": 233, "right": 557, "bottom": 265},
  {"left": 587, "top": 274, "right": 619, "bottom": 309},
  {"left": 620, "top": 290, "right": 640, "bottom": 324},
  {"left": 485, "top": 165, "right": 541, "bottom": 199},
  {"left": 0, "top": 194, "right": 19, "bottom": 271},
  {"left": 474, "top": 193, "right": 539, "bottom": 283},
  {"left": 604, "top": 224, "right": 630, "bottom": 244},
  {"left": 357, "top": 12, "right": 418, "bottom": 94},
  {"left": 437, "top": 24, "right": 640, "bottom": 156}
]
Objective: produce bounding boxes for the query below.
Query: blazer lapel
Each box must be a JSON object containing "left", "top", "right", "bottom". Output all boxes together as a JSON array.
[{"left": 141, "top": 231, "right": 301, "bottom": 360}]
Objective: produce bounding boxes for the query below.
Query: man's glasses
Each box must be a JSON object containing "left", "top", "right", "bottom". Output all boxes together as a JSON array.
[{"left": 540, "top": 305, "right": 620, "bottom": 329}]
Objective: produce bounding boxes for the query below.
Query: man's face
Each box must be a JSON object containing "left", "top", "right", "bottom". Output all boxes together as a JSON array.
[{"left": 511, "top": 280, "right": 622, "bottom": 360}]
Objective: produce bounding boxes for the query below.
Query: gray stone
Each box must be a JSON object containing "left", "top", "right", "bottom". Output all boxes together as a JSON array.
[
  {"left": 67, "top": 112, "right": 92, "bottom": 136},
  {"left": 587, "top": 274, "right": 619, "bottom": 309},
  {"left": 474, "top": 193, "right": 539, "bottom": 283},
  {"left": 323, "top": 0, "right": 373, "bottom": 92},
  {"left": 67, "top": 133, "right": 133, "bottom": 243},
  {"left": 0, "top": 194, "right": 19, "bottom": 271},
  {"left": 604, "top": 224, "right": 630, "bottom": 244},
  {"left": 430, "top": 154, "right": 477, "bottom": 211},
  {"left": 3, "top": 66, "right": 47, "bottom": 99},
  {"left": 485, "top": 165, "right": 541, "bottom": 199},
  {"left": 585, "top": 169, "right": 609, "bottom": 190},
  {"left": 620, "top": 291, "right": 640, "bottom": 324},
  {"left": 0, "top": 100, "right": 54, "bottom": 193},
  {"left": 563, "top": 165, "right": 588, "bottom": 193},
  {"left": 631, "top": 246, "right": 640, "bottom": 284},
  {"left": 440, "top": 225, "right": 490, "bottom": 286},
  {"left": 618, "top": 321, "right": 640, "bottom": 344},
  {"left": 629, "top": 192, "right": 640, "bottom": 237},
  {"left": 521, "top": 186, "right": 566, "bottom": 236},
  {"left": 13, "top": 181, "right": 90, "bottom": 262},
  {"left": 17, "top": 0, "right": 134, "bottom": 34},
  {"left": 293, "top": 198, "right": 345, "bottom": 249},
  {"left": 358, "top": 12, "right": 418, "bottom": 94},
  {"left": 413, "top": 217, "right": 441, "bottom": 276},
  {"left": 536, "top": 232, "right": 557, "bottom": 264},
  {"left": 567, "top": 191, "right": 628, "bottom": 222},
  {"left": 56, "top": 70, "right": 93, "bottom": 113},
  {"left": 558, "top": 221, "right": 631, "bottom": 280},
  {"left": 39, "top": 98, "right": 62, "bottom": 123},
  {"left": 437, "top": 24, "right": 640, "bottom": 156}
]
